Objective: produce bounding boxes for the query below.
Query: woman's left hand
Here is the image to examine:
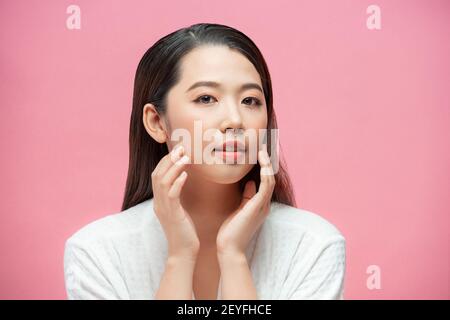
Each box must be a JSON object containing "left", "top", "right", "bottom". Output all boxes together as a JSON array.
[{"left": 216, "top": 143, "right": 276, "bottom": 258}]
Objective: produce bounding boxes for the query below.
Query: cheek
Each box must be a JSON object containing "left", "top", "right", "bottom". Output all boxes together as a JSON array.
[
  {"left": 261, "top": 109, "right": 269, "bottom": 127},
  {"left": 167, "top": 105, "right": 193, "bottom": 128},
  {"left": 244, "top": 112, "right": 268, "bottom": 151},
  {"left": 166, "top": 107, "right": 197, "bottom": 152},
  {"left": 246, "top": 111, "right": 268, "bottom": 130}
]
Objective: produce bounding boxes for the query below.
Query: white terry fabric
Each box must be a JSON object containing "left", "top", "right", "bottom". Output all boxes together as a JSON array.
[{"left": 64, "top": 198, "right": 346, "bottom": 300}]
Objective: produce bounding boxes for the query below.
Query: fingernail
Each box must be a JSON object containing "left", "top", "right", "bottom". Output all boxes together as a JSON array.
[
  {"left": 260, "top": 149, "right": 270, "bottom": 165},
  {"left": 260, "top": 142, "right": 266, "bottom": 151},
  {"left": 171, "top": 145, "right": 183, "bottom": 161},
  {"left": 176, "top": 155, "right": 190, "bottom": 165},
  {"left": 175, "top": 145, "right": 184, "bottom": 155}
]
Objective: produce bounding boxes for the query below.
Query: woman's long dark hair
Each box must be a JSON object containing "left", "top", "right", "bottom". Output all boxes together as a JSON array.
[{"left": 121, "top": 23, "right": 297, "bottom": 211}]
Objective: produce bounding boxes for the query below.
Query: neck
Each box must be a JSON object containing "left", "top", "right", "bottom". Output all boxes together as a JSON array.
[{"left": 180, "top": 174, "right": 243, "bottom": 245}]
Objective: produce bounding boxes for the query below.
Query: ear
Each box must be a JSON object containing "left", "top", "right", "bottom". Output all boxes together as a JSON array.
[{"left": 143, "top": 103, "right": 168, "bottom": 143}]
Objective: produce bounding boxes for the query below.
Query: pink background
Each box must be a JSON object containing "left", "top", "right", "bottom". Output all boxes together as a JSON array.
[{"left": 0, "top": 0, "right": 448, "bottom": 299}]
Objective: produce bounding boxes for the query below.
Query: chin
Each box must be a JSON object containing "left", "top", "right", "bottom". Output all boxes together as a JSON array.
[{"left": 195, "top": 164, "right": 254, "bottom": 185}]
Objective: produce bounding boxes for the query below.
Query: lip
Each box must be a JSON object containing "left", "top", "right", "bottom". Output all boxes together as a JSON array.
[
  {"left": 214, "top": 140, "right": 246, "bottom": 152},
  {"left": 213, "top": 149, "right": 245, "bottom": 162}
]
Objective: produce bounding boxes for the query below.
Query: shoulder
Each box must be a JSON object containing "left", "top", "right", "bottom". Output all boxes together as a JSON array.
[
  {"left": 263, "top": 201, "right": 345, "bottom": 246},
  {"left": 65, "top": 198, "right": 155, "bottom": 249},
  {"left": 251, "top": 202, "right": 346, "bottom": 299}
]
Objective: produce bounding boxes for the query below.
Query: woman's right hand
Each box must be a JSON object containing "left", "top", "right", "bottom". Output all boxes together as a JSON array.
[{"left": 151, "top": 144, "right": 200, "bottom": 262}]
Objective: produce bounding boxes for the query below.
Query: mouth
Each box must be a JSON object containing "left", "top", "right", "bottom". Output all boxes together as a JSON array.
[
  {"left": 213, "top": 149, "right": 246, "bottom": 162},
  {"left": 213, "top": 140, "right": 246, "bottom": 162}
]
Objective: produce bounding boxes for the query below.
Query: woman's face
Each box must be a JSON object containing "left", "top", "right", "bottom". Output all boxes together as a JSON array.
[{"left": 164, "top": 45, "right": 268, "bottom": 184}]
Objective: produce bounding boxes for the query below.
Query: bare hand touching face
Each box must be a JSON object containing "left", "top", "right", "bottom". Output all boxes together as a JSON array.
[
  {"left": 216, "top": 143, "right": 276, "bottom": 258},
  {"left": 151, "top": 145, "right": 200, "bottom": 261}
]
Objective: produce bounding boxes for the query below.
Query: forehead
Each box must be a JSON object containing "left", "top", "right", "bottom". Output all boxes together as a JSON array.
[{"left": 176, "top": 45, "right": 263, "bottom": 90}]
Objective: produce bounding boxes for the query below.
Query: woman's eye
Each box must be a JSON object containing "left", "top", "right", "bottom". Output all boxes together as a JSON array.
[
  {"left": 194, "top": 95, "right": 262, "bottom": 107},
  {"left": 195, "top": 95, "right": 217, "bottom": 104},
  {"left": 242, "top": 97, "right": 262, "bottom": 107}
]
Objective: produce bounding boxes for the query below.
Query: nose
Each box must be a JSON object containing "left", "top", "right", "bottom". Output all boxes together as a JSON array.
[{"left": 219, "top": 102, "right": 244, "bottom": 134}]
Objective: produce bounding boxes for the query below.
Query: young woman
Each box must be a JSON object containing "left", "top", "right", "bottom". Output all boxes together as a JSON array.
[{"left": 64, "top": 23, "right": 346, "bottom": 300}]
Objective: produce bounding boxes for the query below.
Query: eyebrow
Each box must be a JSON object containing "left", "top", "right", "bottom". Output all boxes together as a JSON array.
[{"left": 185, "top": 81, "right": 264, "bottom": 94}]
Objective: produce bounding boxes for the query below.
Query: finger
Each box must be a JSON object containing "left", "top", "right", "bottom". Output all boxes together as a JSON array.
[
  {"left": 255, "top": 144, "right": 275, "bottom": 203},
  {"left": 153, "top": 144, "right": 184, "bottom": 178},
  {"left": 160, "top": 154, "right": 190, "bottom": 189},
  {"left": 259, "top": 144, "right": 274, "bottom": 176},
  {"left": 238, "top": 180, "right": 262, "bottom": 222},
  {"left": 167, "top": 170, "right": 188, "bottom": 200}
]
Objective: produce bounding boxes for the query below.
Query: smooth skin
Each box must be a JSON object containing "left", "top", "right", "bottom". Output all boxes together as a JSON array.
[
  {"left": 144, "top": 45, "right": 275, "bottom": 300},
  {"left": 151, "top": 145, "right": 200, "bottom": 300}
]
